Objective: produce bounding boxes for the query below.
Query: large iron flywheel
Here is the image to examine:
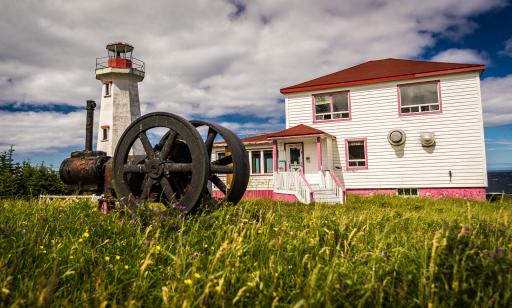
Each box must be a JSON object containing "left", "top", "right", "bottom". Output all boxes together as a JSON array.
[
  {"left": 112, "top": 112, "right": 209, "bottom": 213},
  {"left": 191, "top": 120, "right": 250, "bottom": 204}
]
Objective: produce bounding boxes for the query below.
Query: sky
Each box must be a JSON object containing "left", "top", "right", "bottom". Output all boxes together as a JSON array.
[{"left": 0, "top": 0, "right": 511, "bottom": 171}]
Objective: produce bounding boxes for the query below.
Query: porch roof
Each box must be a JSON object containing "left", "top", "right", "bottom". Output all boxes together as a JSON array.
[{"left": 266, "top": 124, "right": 335, "bottom": 140}]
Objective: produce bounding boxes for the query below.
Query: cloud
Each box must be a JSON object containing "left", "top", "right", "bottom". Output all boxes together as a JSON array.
[
  {"left": 0, "top": 111, "right": 88, "bottom": 153},
  {"left": 431, "top": 48, "right": 490, "bottom": 64},
  {"left": 0, "top": 0, "right": 508, "bottom": 154},
  {"left": 481, "top": 74, "right": 512, "bottom": 126},
  {"left": 500, "top": 38, "right": 512, "bottom": 57}
]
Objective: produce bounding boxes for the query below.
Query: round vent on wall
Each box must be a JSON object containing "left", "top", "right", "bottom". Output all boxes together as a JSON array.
[
  {"left": 388, "top": 129, "right": 406, "bottom": 146},
  {"left": 420, "top": 132, "right": 436, "bottom": 147}
]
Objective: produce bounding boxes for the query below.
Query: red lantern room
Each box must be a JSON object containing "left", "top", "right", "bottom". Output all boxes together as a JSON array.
[
  {"left": 107, "top": 42, "right": 133, "bottom": 68},
  {"left": 96, "top": 42, "right": 145, "bottom": 73}
]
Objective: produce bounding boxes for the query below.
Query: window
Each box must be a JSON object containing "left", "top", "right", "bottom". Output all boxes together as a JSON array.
[
  {"left": 249, "top": 149, "right": 273, "bottom": 174},
  {"left": 397, "top": 188, "right": 418, "bottom": 196},
  {"left": 398, "top": 81, "right": 440, "bottom": 114},
  {"left": 101, "top": 127, "right": 109, "bottom": 141},
  {"left": 264, "top": 150, "right": 273, "bottom": 173},
  {"left": 104, "top": 82, "right": 112, "bottom": 97},
  {"left": 251, "top": 151, "right": 261, "bottom": 174},
  {"left": 313, "top": 91, "right": 350, "bottom": 121},
  {"left": 346, "top": 139, "right": 367, "bottom": 169},
  {"left": 216, "top": 152, "right": 225, "bottom": 160}
]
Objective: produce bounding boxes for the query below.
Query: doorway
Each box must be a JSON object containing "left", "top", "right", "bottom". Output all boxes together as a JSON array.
[{"left": 285, "top": 143, "right": 303, "bottom": 173}]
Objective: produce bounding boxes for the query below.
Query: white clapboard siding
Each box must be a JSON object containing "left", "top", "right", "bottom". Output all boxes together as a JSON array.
[{"left": 285, "top": 72, "right": 487, "bottom": 189}]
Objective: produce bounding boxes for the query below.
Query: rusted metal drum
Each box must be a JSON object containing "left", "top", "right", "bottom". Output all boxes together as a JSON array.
[{"left": 59, "top": 150, "right": 110, "bottom": 193}]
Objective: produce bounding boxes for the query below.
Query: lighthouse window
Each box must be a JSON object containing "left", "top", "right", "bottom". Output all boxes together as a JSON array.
[
  {"left": 102, "top": 127, "right": 109, "bottom": 141},
  {"left": 104, "top": 82, "right": 111, "bottom": 97}
]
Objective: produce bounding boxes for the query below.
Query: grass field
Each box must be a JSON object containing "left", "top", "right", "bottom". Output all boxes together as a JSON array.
[{"left": 1, "top": 196, "right": 512, "bottom": 307}]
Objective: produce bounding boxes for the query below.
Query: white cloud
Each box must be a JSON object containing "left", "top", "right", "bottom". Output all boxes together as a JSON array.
[
  {"left": 500, "top": 38, "right": 512, "bottom": 57},
  {"left": 0, "top": 111, "right": 87, "bottom": 153},
  {"left": 481, "top": 74, "right": 512, "bottom": 126},
  {"left": 431, "top": 48, "right": 489, "bottom": 64},
  {"left": 0, "top": 0, "right": 508, "bottom": 154}
]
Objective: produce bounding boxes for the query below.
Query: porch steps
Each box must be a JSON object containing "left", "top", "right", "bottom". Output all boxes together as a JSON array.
[{"left": 310, "top": 185, "right": 342, "bottom": 204}]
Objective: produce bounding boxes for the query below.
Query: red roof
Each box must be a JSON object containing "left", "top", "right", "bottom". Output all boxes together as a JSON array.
[
  {"left": 214, "top": 131, "right": 276, "bottom": 146},
  {"left": 280, "top": 58, "right": 485, "bottom": 94},
  {"left": 267, "top": 124, "right": 334, "bottom": 139}
]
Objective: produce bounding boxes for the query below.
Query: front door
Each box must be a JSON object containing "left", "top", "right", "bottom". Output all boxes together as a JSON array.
[{"left": 286, "top": 143, "right": 303, "bottom": 172}]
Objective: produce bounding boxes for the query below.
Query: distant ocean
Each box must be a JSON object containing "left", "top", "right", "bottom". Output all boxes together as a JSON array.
[{"left": 487, "top": 171, "right": 512, "bottom": 194}]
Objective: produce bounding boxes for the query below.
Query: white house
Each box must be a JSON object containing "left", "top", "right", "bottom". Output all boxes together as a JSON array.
[{"left": 213, "top": 58, "right": 487, "bottom": 203}]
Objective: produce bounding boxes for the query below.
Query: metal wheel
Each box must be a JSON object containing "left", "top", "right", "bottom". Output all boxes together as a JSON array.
[
  {"left": 112, "top": 112, "right": 209, "bottom": 213},
  {"left": 190, "top": 120, "right": 249, "bottom": 204}
]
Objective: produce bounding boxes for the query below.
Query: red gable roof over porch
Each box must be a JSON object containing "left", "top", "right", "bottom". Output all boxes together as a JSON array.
[
  {"left": 280, "top": 58, "right": 485, "bottom": 94},
  {"left": 267, "top": 124, "right": 334, "bottom": 139}
]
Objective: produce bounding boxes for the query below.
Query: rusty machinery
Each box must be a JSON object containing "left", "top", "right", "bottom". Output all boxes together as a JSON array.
[{"left": 59, "top": 100, "right": 250, "bottom": 213}]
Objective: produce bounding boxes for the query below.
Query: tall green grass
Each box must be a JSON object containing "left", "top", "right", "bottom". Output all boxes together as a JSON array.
[{"left": 1, "top": 196, "right": 511, "bottom": 306}]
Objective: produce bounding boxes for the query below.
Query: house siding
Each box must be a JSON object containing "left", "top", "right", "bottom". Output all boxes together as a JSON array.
[{"left": 285, "top": 72, "right": 487, "bottom": 189}]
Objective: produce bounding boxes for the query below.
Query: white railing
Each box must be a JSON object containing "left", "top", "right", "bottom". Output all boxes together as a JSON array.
[
  {"left": 319, "top": 170, "right": 346, "bottom": 204},
  {"left": 273, "top": 171, "right": 314, "bottom": 204}
]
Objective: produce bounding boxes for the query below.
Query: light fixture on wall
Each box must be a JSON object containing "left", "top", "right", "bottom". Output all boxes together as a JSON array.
[
  {"left": 420, "top": 132, "right": 436, "bottom": 147},
  {"left": 388, "top": 129, "right": 406, "bottom": 146}
]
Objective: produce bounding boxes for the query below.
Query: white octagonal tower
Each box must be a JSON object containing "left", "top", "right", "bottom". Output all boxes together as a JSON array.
[{"left": 95, "top": 42, "right": 144, "bottom": 156}]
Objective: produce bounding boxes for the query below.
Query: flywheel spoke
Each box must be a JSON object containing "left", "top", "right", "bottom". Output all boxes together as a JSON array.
[
  {"left": 210, "top": 174, "right": 227, "bottom": 195},
  {"left": 138, "top": 132, "right": 155, "bottom": 158},
  {"left": 140, "top": 176, "right": 156, "bottom": 200},
  {"left": 164, "top": 163, "right": 193, "bottom": 173},
  {"left": 204, "top": 128, "right": 217, "bottom": 157},
  {"left": 210, "top": 165, "right": 234, "bottom": 174},
  {"left": 160, "top": 130, "right": 177, "bottom": 159},
  {"left": 160, "top": 177, "right": 175, "bottom": 201},
  {"left": 123, "top": 164, "right": 146, "bottom": 173},
  {"left": 212, "top": 155, "right": 232, "bottom": 166}
]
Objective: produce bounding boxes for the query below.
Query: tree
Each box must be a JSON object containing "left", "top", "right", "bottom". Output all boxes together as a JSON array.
[{"left": 0, "top": 147, "right": 68, "bottom": 198}]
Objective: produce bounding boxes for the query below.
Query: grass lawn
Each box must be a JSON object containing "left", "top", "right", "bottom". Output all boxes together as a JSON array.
[{"left": 1, "top": 196, "right": 512, "bottom": 307}]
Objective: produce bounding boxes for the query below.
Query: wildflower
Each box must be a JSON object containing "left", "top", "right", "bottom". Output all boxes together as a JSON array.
[
  {"left": 184, "top": 279, "right": 193, "bottom": 286},
  {"left": 82, "top": 231, "right": 90, "bottom": 238},
  {"left": 69, "top": 256, "right": 74, "bottom": 259},
  {"left": 273, "top": 227, "right": 279, "bottom": 231},
  {"left": 115, "top": 255, "right": 121, "bottom": 260},
  {"left": 104, "top": 256, "right": 110, "bottom": 262},
  {"left": 39, "top": 246, "right": 44, "bottom": 249},
  {"left": 156, "top": 245, "right": 161, "bottom": 251},
  {"left": 124, "top": 265, "right": 129, "bottom": 270},
  {"left": 78, "top": 239, "right": 83, "bottom": 243},
  {"left": 204, "top": 244, "right": 208, "bottom": 248},
  {"left": 144, "top": 240, "right": 150, "bottom": 247},
  {"left": 194, "top": 273, "right": 201, "bottom": 279}
]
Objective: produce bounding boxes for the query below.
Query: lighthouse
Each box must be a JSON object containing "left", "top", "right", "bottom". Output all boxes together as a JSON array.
[{"left": 95, "top": 42, "right": 144, "bottom": 156}]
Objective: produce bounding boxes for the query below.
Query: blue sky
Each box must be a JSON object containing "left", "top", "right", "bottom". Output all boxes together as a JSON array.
[{"left": 0, "top": 0, "right": 511, "bottom": 171}]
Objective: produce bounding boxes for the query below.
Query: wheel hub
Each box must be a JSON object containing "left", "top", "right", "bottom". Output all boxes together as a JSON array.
[{"left": 145, "top": 158, "right": 164, "bottom": 179}]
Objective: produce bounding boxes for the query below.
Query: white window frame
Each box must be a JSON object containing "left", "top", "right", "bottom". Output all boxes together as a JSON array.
[
  {"left": 313, "top": 91, "right": 351, "bottom": 122},
  {"left": 398, "top": 80, "right": 441, "bottom": 115},
  {"left": 249, "top": 148, "right": 273, "bottom": 175},
  {"left": 345, "top": 139, "right": 368, "bottom": 170},
  {"left": 397, "top": 188, "right": 419, "bottom": 196}
]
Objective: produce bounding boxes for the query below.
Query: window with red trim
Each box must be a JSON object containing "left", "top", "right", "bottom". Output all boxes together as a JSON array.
[
  {"left": 313, "top": 91, "right": 350, "bottom": 121},
  {"left": 346, "top": 139, "right": 367, "bottom": 169},
  {"left": 398, "top": 81, "right": 440, "bottom": 114}
]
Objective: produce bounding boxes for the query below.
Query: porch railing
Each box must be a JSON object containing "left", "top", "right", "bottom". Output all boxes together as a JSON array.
[
  {"left": 319, "top": 170, "right": 346, "bottom": 204},
  {"left": 273, "top": 171, "right": 314, "bottom": 204}
]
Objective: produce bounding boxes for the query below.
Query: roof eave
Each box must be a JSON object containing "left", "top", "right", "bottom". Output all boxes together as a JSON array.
[
  {"left": 267, "top": 133, "right": 336, "bottom": 140},
  {"left": 280, "top": 66, "right": 485, "bottom": 94}
]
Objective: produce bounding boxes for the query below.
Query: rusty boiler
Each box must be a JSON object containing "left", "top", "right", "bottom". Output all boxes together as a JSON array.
[{"left": 59, "top": 100, "right": 111, "bottom": 194}]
